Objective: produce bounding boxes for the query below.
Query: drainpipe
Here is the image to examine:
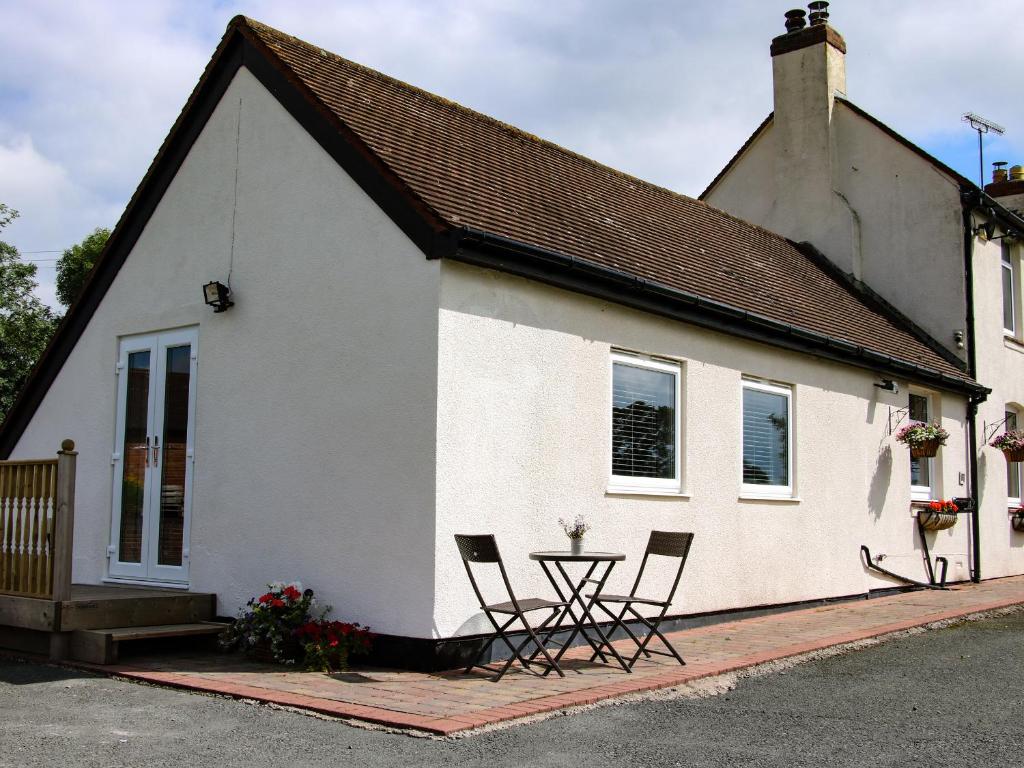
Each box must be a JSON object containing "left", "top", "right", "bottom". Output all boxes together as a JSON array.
[{"left": 963, "top": 197, "right": 982, "bottom": 582}]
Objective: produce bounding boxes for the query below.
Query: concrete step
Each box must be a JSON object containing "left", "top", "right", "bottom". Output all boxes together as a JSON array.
[{"left": 70, "top": 621, "right": 228, "bottom": 665}]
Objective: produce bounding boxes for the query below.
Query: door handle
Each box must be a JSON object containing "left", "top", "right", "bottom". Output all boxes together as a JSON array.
[
  {"left": 153, "top": 435, "right": 160, "bottom": 466},
  {"left": 145, "top": 436, "right": 150, "bottom": 467}
]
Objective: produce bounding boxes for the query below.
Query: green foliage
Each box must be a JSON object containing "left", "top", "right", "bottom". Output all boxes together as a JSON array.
[
  {"left": 56, "top": 227, "right": 110, "bottom": 307},
  {"left": 0, "top": 205, "right": 59, "bottom": 422}
]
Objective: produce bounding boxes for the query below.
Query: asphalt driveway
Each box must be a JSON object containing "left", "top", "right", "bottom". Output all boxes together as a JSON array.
[{"left": 2, "top": 609, "right": 1022, "bottom": 767}]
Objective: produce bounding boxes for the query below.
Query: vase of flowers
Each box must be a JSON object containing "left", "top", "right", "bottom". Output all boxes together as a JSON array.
[
  {"left": 918, "top": 500, "right": 959, "bottom": 531},
  {"left": 295, "top": 620, "right": 373, "bottom": 672},
  {"left": 895, "top": 421, "right": 949, "bottom": 458},
  {"left": 990, "top": 430, "right": 1024, "bottom": 463},
  {"left": 219, "top": 581, "right": 327, "bottom": 664},
  {"left": 559, "top": 515, "right": 590, "bottom": 554}
]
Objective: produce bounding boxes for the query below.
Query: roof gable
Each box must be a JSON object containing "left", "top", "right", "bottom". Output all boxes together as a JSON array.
[{"left": 0, "top": 17, "right": 982, "bottom": 456}]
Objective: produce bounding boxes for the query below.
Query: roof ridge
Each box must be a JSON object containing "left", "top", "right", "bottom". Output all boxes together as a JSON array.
[{"left": 232, "top": 15, "right": 807, "bottom": 252}]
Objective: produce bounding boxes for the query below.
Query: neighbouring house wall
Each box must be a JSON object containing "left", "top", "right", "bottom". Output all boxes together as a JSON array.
[
  {"left": 973, "top": 234, "right": 1024, "bottom": 577},
  {"left": 706, "top": 105, "right": 968, "bottom": 360},
  {"left": 830, "top": 103, "right": 968, "bottom": 358},
  {"left": 433, "top": 261, "right": 970, "bottom": 639},
  {"left": 10, "top": 67, "right": 440, "bottom": 637}
]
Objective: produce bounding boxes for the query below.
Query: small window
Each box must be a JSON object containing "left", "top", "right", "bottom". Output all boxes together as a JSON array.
[
  {"left": 741, "top": 379, "right": 792, "bottom": 497},
  {"left": 1003, "top": 244, "right": 1016, "bottom": 335},
  {"left": 1008, "top": 410, "right": 1021, "bottom": 506},
  {"left": 610, "top": 353, "right": 681, "bottom": 492},
  {"left": 909, "top": 393, "right": 934, "bottom": 501}
]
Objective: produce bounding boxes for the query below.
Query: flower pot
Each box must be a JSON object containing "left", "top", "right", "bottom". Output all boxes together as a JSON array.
[
  {"left": 918, "top": 510, "right": 957, "bottom": 531},
  {"left": 1012, "top": 513, "right": 1024, "bottom": 533},
  {"left": 1003, "top": 447, "right": 1024, "bottom": 463},
  {"left": 910, "top": 439, "right": 941, "bottom": 459},
  {"left": 570, "top": 538, "right": 584, "bottom": 556}
]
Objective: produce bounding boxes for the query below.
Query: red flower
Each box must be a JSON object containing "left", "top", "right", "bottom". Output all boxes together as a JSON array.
[
  {"left": 929, "top": 501, "right": 942, "bottom": 511},
  {"left": 282, "top": 586, "right": 301, "bottom": 601},
  {"left": 329, "top": 639, "right": 339, "bottom": 647},
  {"left": 271, "top": 598, "right": 285, "bottom": 608},
  {"left": 258, "top": 593, "right": 273, "bottom": 604}
]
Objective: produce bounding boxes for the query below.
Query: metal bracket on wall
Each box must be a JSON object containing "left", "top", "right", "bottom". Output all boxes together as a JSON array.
[
  {"left": 887, "top": 406, "right": 911, "bottom": 436},
  {"left": 984, "top": 414, "right": 1011, "bottom": 444}
]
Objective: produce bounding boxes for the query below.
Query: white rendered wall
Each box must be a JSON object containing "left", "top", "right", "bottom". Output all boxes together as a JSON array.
[
  {"left": 433, "top": 261, "right": 970, "bottom": 638},
  {"left": 972, "top": 234, "right": 1024, "bottom": 578},
  {"left": 11, "top": 68, "right": 441, "bottom": 637}
]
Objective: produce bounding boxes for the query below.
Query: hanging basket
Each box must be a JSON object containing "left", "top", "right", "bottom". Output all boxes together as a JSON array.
[
  {"left": 1012, "top": 512, "right": 1024, "bottom": 533},
  {"left": 918, "top": 509, "right": 957, "bottom": 531},
  {"left": 1003, "top": 447, "right": 1024, "bottom": 463},
  {"left": 910, "top": 439, "right": 942, "bottom": 459}
]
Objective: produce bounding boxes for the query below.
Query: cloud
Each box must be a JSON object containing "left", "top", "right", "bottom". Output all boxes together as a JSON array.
[{"left": 1, "top": 0, "right": 1023, "bottom": 309}]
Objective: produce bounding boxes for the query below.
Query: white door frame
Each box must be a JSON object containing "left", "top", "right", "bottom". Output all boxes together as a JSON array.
[{"left": 108, "top": 328, "right": 198, "bottom": 584}]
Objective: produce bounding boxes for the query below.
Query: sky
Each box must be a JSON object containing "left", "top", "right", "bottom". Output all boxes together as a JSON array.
[{"left": 2, "top": 0, "right": 1022, "bottom": 309}]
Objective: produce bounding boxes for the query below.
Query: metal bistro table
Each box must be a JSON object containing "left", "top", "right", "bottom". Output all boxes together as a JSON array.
[{"left": 528, "top": 550, "right": 631, "bottom": 673}]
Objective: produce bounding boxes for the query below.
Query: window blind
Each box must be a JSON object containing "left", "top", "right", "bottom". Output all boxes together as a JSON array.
[
  {"left": 611, "top": 362, "right": 675, "bottom": 479},
  {"left": 742, "top": 386, "right": 789, "bottom": 487}
]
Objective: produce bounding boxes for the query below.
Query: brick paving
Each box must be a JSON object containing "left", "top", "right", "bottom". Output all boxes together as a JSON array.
[{"left": 76, "top": 576, "right": 1024, "bottom": 735}]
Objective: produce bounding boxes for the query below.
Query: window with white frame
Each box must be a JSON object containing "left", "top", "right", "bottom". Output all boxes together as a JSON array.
[
  {"left": 610, "top": 352, "right": 681, "bottom": 493},
  {"left": 1002, "top": 243, "right": 1017, "bottom": 336},
  {"left": 1007, "top": 410, "right": 1021, "bottom": 507},
  {"left": 741, "top": 379, "right": 793, "bottom": 497},
  {"left": 909, "top": 393, "right": 934, "bottom": 500}
]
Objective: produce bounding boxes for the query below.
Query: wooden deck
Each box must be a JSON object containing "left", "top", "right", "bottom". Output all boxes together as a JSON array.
[{"left": 0, "top": 583, "right": 217, "bottom": 633}]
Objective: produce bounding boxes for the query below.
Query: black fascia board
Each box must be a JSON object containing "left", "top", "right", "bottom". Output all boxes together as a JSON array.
[
  {"left": 962, "top": 187, "right": 1024, "bottom": 232},
  {"left": 450, "top": 227, "right": 988, "bottom": 398}
]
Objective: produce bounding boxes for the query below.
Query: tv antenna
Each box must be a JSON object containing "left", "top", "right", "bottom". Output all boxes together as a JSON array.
[{"left": 962, "top": 112, "right": 1005, "bottom": 188}]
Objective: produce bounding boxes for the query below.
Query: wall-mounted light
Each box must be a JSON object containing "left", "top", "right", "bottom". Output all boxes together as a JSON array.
[
  {"left": 874, "top": 379, "right": 899, "bottom": 395},
  {"left": 953, "top": 329, "right": 965, "bottom": 350},
  {"left": 203, "top": 281, "right": 234, "bottom": 313},
  {"left": 974, "top": 220, "right": 1021, "bottom": 242}
]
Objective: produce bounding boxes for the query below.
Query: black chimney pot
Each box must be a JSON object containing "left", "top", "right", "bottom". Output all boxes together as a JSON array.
[
  {"left": 784, "top": 9, "right": 807, "bottom": 33},
  {"left": 808, "top": 1, "right": 829, "bottom": 26}
]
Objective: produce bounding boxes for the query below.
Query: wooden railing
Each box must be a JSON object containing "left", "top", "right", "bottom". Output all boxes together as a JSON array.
[{"left": 0, "top": 440, "right": 77, "bottom": 601}]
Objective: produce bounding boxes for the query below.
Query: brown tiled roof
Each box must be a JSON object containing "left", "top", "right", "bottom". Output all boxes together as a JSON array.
[
  {"left": 0, "top": 16, "right": 980, "bottom": 458},
  {"left": 241, "top": 18, "right": 967, "bottom": 381}
]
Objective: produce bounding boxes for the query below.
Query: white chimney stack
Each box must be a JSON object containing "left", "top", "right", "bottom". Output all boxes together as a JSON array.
[{"left": 768, "top": 4, "right": 852, "bottom": 268}]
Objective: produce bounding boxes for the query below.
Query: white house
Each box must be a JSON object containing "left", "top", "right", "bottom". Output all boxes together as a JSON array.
[
  {"left": 0, "top": 14, "right": 991, "bottom": 668},
  {"left": 703, "top": 4, "right": 1024, "bottom": 587}
]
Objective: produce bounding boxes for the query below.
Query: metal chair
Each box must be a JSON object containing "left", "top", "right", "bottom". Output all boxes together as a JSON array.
[
  {"left": 454, "top": 534, "right": 567, "bottom": 681},
  {"left": 588, "top": 531, "right": 694, "bottom": 668}
]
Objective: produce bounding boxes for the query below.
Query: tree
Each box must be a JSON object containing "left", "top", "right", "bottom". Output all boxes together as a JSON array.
[
  {"left": 56, "top": 227, "right": 110, "bottom": 307},
  {"left": 0, "top": 204, "right": 59, "bottom": 422}
]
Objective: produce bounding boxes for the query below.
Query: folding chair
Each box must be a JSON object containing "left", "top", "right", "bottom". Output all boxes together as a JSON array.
[
  {"left": 588, "top": 531, "right": 694, "bottom": 669},
  {"left": 454, "top": 534, "right": 567, "bottom": 681}
]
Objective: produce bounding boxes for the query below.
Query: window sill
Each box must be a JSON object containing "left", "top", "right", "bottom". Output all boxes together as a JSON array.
[
  {"left": 738, "top": 494, "right": 801, "bottom": 503},
  {"left": 1004, "top": 335, "right": 1024, "bottom": 353},
  {"left": 606, "top": 487, "right": 689, "bottom": 499}
]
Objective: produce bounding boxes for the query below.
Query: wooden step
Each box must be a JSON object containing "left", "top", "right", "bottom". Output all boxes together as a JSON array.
[
  {"left": 70, "top": 621, "right": 228, "bottom": 665},
  {"left": 59, "top": 586, "right": 217, "bottom": 631}
]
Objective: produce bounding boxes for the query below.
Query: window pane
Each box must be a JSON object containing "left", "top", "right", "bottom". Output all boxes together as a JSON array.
[
  {"left": 611, "top": 362, "right": 676, "bottom": 479},
  {"left": 1003, "top": 260, "right": 1015, "bottom": 332},
  {"left": 158, "top": 345, "right": 191, "bottom": 566},
  {"left": 1008, "top": 412, "right": 1021, "bottom": 500},
  {"left": 119, "top": 351, "right": 150, "bottom": 564},
  {"left": 742, "top": 386, "right": 789, "bottom": 487},
  {"left": 909, "top": 394, "right": 930, "bottom": 489}
]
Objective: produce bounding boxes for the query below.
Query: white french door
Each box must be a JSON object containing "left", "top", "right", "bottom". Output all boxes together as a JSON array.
[{"left": 109, "top": 328, "right": 198, "bottom": 583}]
